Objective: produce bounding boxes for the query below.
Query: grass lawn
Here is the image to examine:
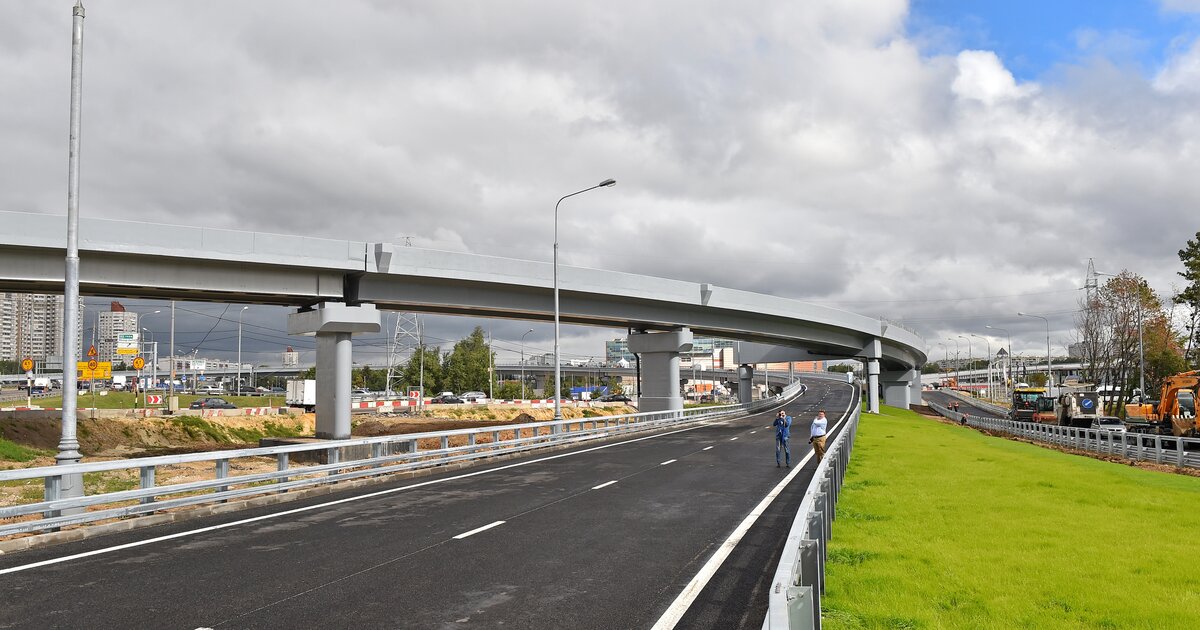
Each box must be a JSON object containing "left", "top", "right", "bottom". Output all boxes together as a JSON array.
[
  {"left": 27, "top": 392, "right": 287, "bottom": 410},
  {"left": 823, "top": 404, "right": 1200, "bottom": 629}
]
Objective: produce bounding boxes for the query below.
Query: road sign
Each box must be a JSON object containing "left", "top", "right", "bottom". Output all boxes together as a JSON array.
[
  {"left": 409, "top": 390, "right": 421, "bottom": 398},
  {"left": 146, "top": 395, "right": 163, "bottom": 405},
  {"left": 87, "top": 345, "right": 97, "bottom": 358},
  {"left": 78, "top": 361, "right": 111, "bottom": 379},
  {"left": 132, "top": 356, "right": 146, "bottom": 370},
  {"left": 193, "top": 359, "right": 207, "bottom": 372},
  {"left": 116, "top": 332, "right": 139, "bottom": 355},
  {"left": 20, "top": 358, "right": 33, "bottom": 372}
]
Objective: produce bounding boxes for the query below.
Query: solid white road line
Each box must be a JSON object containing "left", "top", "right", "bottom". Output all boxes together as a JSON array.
[
  {"left": 650, "top": 384, "right": 857, "bottom": 630},
  {"left": 453, "top": 520, "right": 506, "bottom": 540},
  {"left": 0, "top": 407, "right": 752, "bottom": 577},
  {"left": 592, "top": 480, "right": 618, "bottom": 490},
  {"left": 702, "top": 446, "right": 713, "bottom": 451},
  {"left": 660, "top": 459, "right": 677, "bottom": 466}
]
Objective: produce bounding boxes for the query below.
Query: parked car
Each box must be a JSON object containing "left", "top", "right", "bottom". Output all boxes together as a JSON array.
[
  {"left": 430, "top": 394, "right": 464, "bottom": 404},
  {"left": 189, "top": 397, "right": 237, "bottom": 410},
  {"left": 598, "top": 394, "right": 632, "bottom": 403},
  {"left": 460, "top": 391, "right": 488, "bottom": 403},
  {"left": 1091, "top": 416, "right": 1126, "bottom": 433},
  {"left": 352, "top": 388, "right": 372, "bottom": 396}
]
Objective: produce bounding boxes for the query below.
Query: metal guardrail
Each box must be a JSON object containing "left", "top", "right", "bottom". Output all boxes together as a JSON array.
[
  {"left": 927, "top": 402, "right": 1200, "bottom": 469},
  {"left": 762, "top": 391, "right": 862, "bottom": 629},
  {"left": 0, "top": 381, "right": 807, "bottom": 537}
]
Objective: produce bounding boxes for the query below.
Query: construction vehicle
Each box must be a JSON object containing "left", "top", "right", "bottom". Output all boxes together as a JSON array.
[
  {"left": 1052, "top": 387, "right": 1102, "bottom": 428},
  {"left": 1010, "top": 386, "right": 1045, "bottom": 421},
  {"left": 1123, "top": 371, "right": 1200, "bottom": 436},
  {"left": 1031, "top": 395, "right": 1057, "bottom": 424}
]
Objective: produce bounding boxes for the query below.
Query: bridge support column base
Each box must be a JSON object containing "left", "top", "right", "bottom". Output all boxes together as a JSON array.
[
  {"left": 737, "top": 364, "right": 754, "bottom": 404},
  {"left": 882, "top": 369, "right": 917, "bottom": 409},
  {"left": 629, "top": 328, "right": 694, "bottom": 413},
  {"left": 288, "top": 302, "right": 381, "bottom": 440},
  {"left": 867, "top": 358, "right": 881, "bottom": 414}
]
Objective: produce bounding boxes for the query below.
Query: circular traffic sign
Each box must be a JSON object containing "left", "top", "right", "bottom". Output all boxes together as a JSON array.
[
  {"left": 132, "top": 357, "right": 146, "bottom": 370},
  {"left": 20, "top": 358, "right": 33, "bottom": 372},
  {"left": 87, "top": 359, "right": 99, "bottom": 371}
]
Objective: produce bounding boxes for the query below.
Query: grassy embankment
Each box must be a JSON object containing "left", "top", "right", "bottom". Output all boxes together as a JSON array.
[
  {"left": 823, "top": 405, "right": 1200, "bottom": 629},
  {"left": 25, "top": 392, "right": 285, "bottom": 410}
]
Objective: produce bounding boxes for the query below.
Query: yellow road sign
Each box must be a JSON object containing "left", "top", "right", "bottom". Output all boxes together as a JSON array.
[
  {"left": 20, "top": 358, "right": 33, "bottom": 372},
  {"left": 87, "top": 345, "right": 97, "bottom": 358},
  {"left": 132, "top": 357, "right": 145, "bottom": 370},
  {"left": 78, "top": 361, "right": 111, "bottom": 379}
]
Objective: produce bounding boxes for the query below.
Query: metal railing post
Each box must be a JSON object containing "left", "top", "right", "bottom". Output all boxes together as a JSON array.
[
  {"left": 139, "top": 466, "right": 156, "bottom": 505},
  {"left": 215, "top": 459, "right": 229, "bottom": 496}
]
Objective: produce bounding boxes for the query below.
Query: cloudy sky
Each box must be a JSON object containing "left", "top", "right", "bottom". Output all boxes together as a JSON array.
[{"left": 4, "top": 0, "right": 1200, "bottom": 367}]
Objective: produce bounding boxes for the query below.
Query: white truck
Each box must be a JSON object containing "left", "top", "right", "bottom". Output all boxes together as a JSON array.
[
  {"left": 111, "top": 375, "right": 127, "bottom": 391},
  {"left": 287, "top": 379, "right": 317, "bottom": 412}
]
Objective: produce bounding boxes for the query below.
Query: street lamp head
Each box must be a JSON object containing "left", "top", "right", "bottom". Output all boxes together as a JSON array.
[
  {"left": 1017, "top": 312, "right": 1026, "bottom": 316},
  {"left": 598, "top": 178, "right": 616, "bottom": 187}
]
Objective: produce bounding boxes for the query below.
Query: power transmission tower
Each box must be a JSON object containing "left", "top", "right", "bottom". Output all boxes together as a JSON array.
[{"left": 386, "top": 313, "right": 422, "bottom": 396}]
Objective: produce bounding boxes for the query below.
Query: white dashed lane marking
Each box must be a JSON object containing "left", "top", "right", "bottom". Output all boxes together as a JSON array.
[
  {"left": 592, "top": 481, "right": 618, "bottom": 490},
  {"left": 453, "top": 521, "right": 506, "bottom": 540},
  {"left": 660, "top": 459, "right": 677, "bottom": 466},
  {"left": 702, "top": 446, "right": 713, "bottom": 451}
]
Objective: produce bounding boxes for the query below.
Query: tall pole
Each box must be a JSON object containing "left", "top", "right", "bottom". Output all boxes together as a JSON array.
[
  {"left": 986, "top": 325, "right": 1011, "bottom": 401},
  {"left": 237, "top": 306, "right": 248, "bottom": 396},
  {"left": 487, "top": 330, "right": 493, "bottom": 400},
  {"left": 958, "top": 335, "right": 972, "bottom": 389},
  {"left": 553, "top": 178, "right": 616, "bottom": 421},
  {"left": 520, "top": 328, "right": 533, "bottom": 400},
  {"left": 948, "top": 337, "right": 960, "bottom": 384},
  {"left": 1019, "top": 312, "right": 1052, "bottom": 391},
  {"left": 972, "top": 333, "right": 990, "bottom": 398},
  {"left": 417, "top": 315, "right": 424, "bottom": 410},
  {"left": 169, "top": 300, "right": 176, "bottom": 411},
  {"left": 58, "top": 1, "right": 86, "bottom": 471}
]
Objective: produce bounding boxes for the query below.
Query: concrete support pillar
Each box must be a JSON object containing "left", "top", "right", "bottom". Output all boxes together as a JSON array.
[
  {"left": 867, "top": 359, "right": 881, "bottom": 414},
  {"left": 861, "top": 338, "right": 883, "bottom": 414},
  {"left": 316, "top": 332, "right": 353, "bottom": 439},
  {"left": 882, "top": 370, "right": 915, "bottom": 409},
  {"left": 737, "top": 364, "right": 754, "bottom": 404},
  {"left": 288, "top": 302, "right": 381, "bottom": 440},
  {"left": 628, "top": 328, "right": 693, "bottom": 413},
  {"left": 909, "top": 371, "right": 923, "bottom": 408}
]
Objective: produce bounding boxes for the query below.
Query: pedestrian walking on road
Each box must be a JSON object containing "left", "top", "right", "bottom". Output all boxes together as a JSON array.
[
  {"left": 810, "top": 410, "right": 828, "bottom": 461},
  {"left": 773, "top": 410, "right": 791, "bottom": 468}
]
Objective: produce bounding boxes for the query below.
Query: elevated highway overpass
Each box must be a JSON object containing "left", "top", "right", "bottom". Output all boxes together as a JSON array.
[{"left": 0, "top": 210, "right": 925, "bottom": 436}]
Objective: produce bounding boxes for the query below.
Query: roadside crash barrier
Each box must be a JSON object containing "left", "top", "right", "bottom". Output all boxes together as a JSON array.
[
  {"left": 762, "top": 391, "right": 862, "bottom": 630},
  {"left": 0, "top": 380, "right": 809, "bottom": 538}
]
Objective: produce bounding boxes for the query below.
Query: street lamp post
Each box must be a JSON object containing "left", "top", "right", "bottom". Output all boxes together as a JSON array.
[
  {"left": 985, "top": 325, "right": 1011, "bottom": 401},
  {"left": 958, "top": 335, "right": 972, "bottom": 386},
  {"left": 520, "top": 328, "right": 533, "bottom": 400},
  {"left": 553, "top": 178, "right": 616, "bottom": 422},
  {"left": 141, "top": 327, "right": 157, "bottom": 392},
  {"left": 971, "top": 333, "right": 990, "bottom": 399},
  {"left": 237, "top": 306, "right": 248, "bottom": 396},
  {"left": 947, "top": 337, "right": 961, "bottom": 383},
  {"left": 1018, "top": 312, "right": 1052, "bottom": 391}
]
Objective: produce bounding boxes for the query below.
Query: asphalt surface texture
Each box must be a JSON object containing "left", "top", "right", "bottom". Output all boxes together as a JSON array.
[
  {"left": 922, "top": 389, "right": 1005, "bottom": 419},
  {"left": 0, "top": 376, "right": 856, "bottom": 630}
]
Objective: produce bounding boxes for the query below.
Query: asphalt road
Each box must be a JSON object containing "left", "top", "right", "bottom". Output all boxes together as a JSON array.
[
  {"left": 922, "top": 389, "right": 1005, "bottom": 419},
  {"left": 0, "top": 376, "right": 856, "bottom": 630}
]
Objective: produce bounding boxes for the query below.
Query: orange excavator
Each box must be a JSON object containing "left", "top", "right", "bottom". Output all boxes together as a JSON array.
[{"left": 1124, "top": 371, "right": 1200, "bottom": 436}]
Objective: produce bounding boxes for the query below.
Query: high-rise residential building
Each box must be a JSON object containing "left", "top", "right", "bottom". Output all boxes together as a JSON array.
[
  {"left": 97, "top": 301, "right": 139, "bottom": 365},
  {"left": 0, "top": 293, "right": 82, "bottom": 363},
  {"left": 283, "top": 346, "right": 300, "bottom": 367},
  {"left": 604, "top": 338, "right": 636, "bottom": 365}
]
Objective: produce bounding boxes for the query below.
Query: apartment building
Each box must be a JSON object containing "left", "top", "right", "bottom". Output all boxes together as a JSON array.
[{"left": 0, "top": 293, "right": 82, "bottom": 363}]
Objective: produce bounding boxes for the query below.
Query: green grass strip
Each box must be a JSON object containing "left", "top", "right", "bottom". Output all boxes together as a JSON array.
[{"left": 823, "top": 405, "right": 1200, "bottom": 629}]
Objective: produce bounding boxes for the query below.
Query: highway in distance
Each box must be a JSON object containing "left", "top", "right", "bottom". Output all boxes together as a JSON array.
[{"left": 0, "top": 376, "right": 856, "bottom": 629}]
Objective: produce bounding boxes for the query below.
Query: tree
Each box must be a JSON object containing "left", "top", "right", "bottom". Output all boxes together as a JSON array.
[
  {"left": 828, "top": 364, "right": 856, "bottom": 374},
  {"left": 443, "top": 327, "right": 493, "bottom": 393},
  {"left": 398, "top": 345, "right": 445, "bottom": 395},
  {"left": 1177, "top": 232, "right": 1200, "bottom": 369},
  {"left": 301, "top": 366, "right": 317, "bottom": 380},
  {"left": 494, "top": 380, "right": 524, "bottom": 400}
]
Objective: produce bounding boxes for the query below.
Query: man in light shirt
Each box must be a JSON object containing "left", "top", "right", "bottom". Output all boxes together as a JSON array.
[{"left": 809, "top": 410, "right": 828, "bottom": 461}]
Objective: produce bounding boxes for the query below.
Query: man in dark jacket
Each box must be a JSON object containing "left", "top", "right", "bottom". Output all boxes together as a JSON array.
[{"left": 773, "top": 410, "right": 792, "bottom": 468}]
